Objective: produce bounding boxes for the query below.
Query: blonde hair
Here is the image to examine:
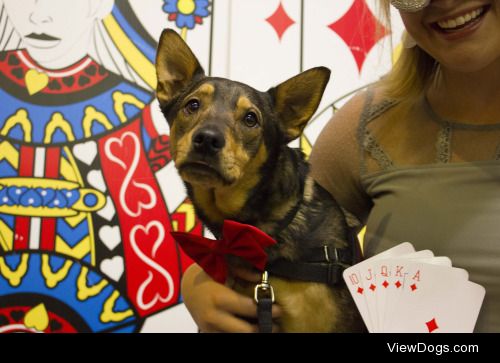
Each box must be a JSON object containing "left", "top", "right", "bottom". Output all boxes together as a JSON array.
[{"left": 377, "top": 0, "right": 439, "bottom": 100}]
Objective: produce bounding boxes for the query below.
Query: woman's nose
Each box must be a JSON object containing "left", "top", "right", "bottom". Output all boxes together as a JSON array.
[
  {"left": 29, "top": 0, "right": 53, "bottom": 26},
  {"left": 29, "top": 11, "right": 52, "bottom": 25}
]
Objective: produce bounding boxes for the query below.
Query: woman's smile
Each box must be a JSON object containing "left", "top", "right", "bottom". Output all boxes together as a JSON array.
[{"left": 429, "top": 4, "right": 491, "bottom": 41}]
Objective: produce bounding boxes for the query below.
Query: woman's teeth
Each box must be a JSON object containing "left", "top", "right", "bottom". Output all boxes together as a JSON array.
[{"left": 437, "top": 7, "right": 484, "bottom": 30}]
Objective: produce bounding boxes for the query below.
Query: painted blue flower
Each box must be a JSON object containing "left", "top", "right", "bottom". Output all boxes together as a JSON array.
[
  {"left": 20, "top": 189, "right": 43, "bottom": 208},
  {"left": 7, "top": 186, "right": 27, "bottom": 204},
  {"left": 163, "top": 0, "right": 210, "bottom": 30},
  {"left": 0, "top": 187, "right": 12, "bottom": 206}
]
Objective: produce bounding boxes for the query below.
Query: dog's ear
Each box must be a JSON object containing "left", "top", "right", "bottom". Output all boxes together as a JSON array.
[
  {"left": 155, "top": 29, "right": 205, "bottom": 108},
  {"left": 269, "top": 67, "right": 330, "bottom": 142}
]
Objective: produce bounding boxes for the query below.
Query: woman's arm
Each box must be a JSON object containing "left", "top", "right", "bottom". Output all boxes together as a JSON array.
[
  {"left": 181, "top": 263, "right": 281, "bottom": 332},
  {"left": 309, "top": 90, "right": 372, "bottom": 224}
]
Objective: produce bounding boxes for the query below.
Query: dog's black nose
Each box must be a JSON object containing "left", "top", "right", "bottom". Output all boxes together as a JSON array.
[{"left": 192, "top": 128, "right": 225, "bottom": 155}]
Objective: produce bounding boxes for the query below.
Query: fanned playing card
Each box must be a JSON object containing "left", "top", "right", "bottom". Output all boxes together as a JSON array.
[
  {"left": 372, "top": 251, "right": 451, "bottom": 332},
  {"left": 343, "top": 242, "right": 486, "bottom": 333},
  {"left": 343, "top": 242, "right": 415, "bottom": 332}
]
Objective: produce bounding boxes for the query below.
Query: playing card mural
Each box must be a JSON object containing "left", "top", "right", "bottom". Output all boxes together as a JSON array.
[
  {"left": 0, "top": 0, "right": 203, "bottom": 333},
  {"left": 0, "top": 0, "right": 402, "bottom": 332}
]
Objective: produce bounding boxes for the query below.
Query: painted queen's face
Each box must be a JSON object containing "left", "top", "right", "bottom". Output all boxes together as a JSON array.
[{"left": 3, "top": 0, "right": 113, "bottom": 68}]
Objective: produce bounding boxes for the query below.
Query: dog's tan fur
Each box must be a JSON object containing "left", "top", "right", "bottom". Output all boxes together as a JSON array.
[{"left": 156, "top": 29, "right": 362, "bottom": 332}]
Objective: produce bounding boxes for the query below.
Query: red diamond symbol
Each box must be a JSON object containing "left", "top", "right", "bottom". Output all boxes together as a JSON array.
[
  {"left": 426, "top": 318, "right": 439, "bottom": 333},
  {"left": 382, "top": 280, "right": 389, "bottom": 288},
  {"left": 395, "top": 280, "right": 402, "bottom": 288},
  {"left": 327, "top": 0, "right": 389, "bottom": 73},
  {"left": 410, "top": 283, "right": 417, "bottom": 291},
  {"left": 265, "top": 1, "right": 296, "bottom": 41},
  {"left": 369, "top": 283, "right": 376, "bottom": 291},
  {"left": 357, "top": 287, "right": 364, "bottom": 294}
]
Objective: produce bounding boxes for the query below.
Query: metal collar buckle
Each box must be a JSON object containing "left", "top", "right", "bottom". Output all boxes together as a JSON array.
[
  {"left": 323, "top": 245, "right": 339, "bottom": 263},
  {"left": 254, "top": 271, "right": 275, "bottom": 303}
]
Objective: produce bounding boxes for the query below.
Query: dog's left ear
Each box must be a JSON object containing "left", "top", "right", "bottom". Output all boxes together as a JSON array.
[
  {"left": 269, "top": 67, "right": 330, "bottom": 142},
  {"left": 155, "top": 29, "right": 205, "bottom": 108}
]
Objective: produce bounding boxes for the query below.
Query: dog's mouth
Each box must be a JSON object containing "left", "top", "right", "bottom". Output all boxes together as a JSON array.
[{"left": 178, "top": 161, "right": 232, "bottom": 186}]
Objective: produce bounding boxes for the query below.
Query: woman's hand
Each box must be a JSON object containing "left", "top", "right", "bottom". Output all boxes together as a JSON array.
[{"left": 181, "top": 263, "right": 281, "bottom": 332}]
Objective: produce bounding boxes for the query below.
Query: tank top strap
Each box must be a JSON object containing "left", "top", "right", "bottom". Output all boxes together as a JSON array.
[{"left": 357, "top": 89, "right": 399, "bottom": 175}]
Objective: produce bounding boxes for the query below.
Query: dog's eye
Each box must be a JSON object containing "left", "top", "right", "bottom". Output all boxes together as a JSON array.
[
  {"left": 185, "top": 99, "right": 200, "bottom": 114},
  {"left": 243, "top": 112, "right": 259, "bottom": 128}
]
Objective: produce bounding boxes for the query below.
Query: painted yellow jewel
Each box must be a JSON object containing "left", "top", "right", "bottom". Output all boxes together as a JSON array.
[
  {"left": 100, "top": 290, "right": 134, "bottom": 323},
  {"left": 41, "top": 254, "right": 73, "bottom": 288},
  {"left": 0, "top": 254, "right": 29, "bottom": 286},
  {"left": 25, "top": 69, "right": 49, "bottom": 95},
  {"left": 1, "top": 109, "right": 32, "bottom": 142},
  {"left": 77, "top": 266, "right": 108, "bottom": 301},
  {"left": 24, "top": 304, "right": 50, "bottom": 332},
  {"left": 112, "top": 91, "right": 145, "bottom": 123}
]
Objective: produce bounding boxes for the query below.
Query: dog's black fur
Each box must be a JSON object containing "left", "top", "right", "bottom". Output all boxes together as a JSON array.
[{"left": 156, "top": 29, "right": 362, "bottom": 332}]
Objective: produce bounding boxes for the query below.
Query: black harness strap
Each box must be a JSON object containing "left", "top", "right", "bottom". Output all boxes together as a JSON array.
[
  {"left": 267, "top": 260, "right": 345, "bottom": 285},
  {"left": 302, "top": 245, "right": 354, "bottom": 264},
  {"left": 254, "top": 244, "right": 354, "bottom": 333},
  {"left": 251, "top": 171, "right": 361, "bottom": 332},
  {"left": 267, "top": 246, "right": 352, "bottom": 286}
]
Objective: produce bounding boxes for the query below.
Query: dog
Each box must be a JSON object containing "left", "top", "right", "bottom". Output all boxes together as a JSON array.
[{"left": 155, "top": 29, "right": 362, "bottom": 332}]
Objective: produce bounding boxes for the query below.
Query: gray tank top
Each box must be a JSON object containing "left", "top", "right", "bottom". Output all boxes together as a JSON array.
[{"left": 360, "top": 92, "right": 500, "bottom": 332}]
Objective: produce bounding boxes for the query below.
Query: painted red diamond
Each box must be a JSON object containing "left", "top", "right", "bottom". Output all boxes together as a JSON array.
[
  {"left": 426, "top": 318, "right": 439, "bottom": 333},
  {"left": 395, "top": 280, "right": 402, "bottom": 288},
  {"left": 369, "top": 283, "right": 376, "bottom": 291},
  {"left": 382, "top": 280, "right": 389, "bottom": 288},
  {"left": 265, "top": 1, "right": 296, "bottom": 41},
  {"left": 327, "top": 0, "right": 389, "bottom": 73},
  {"left": 410, "top": 283, "right": 417, "bottom": 291},
  {"left": 357, "top": 287, "right": 364, "bottom": 294}
]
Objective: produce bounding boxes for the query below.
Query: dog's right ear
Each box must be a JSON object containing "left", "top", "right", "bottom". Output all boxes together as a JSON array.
[
  {"left": 268, "top": 67, "right": 331, "bottom": 143},
  {"left": 155, "top": 29, "right": 205, "bottom": 108}
]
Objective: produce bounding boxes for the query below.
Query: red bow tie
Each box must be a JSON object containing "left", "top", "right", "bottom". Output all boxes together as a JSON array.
[{"left": 170, "top": 220, "right": 276, "bottom": 283}]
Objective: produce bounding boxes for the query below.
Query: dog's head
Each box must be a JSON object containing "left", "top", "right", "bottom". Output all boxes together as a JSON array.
[{"left": 155, "top": 29, "right": 330, "bottom": 189}]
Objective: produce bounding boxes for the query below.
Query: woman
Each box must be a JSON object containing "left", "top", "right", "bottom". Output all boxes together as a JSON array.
[{"left": 181, "top": 0, "right": 500, "bottom": 332}]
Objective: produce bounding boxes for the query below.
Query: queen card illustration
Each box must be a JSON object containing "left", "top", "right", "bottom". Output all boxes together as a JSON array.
[{"left": 0, "top": 0, "right": 204, "bottom": 333}]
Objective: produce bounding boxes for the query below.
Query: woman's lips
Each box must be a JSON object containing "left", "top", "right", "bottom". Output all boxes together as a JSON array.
[
  {"left": 24, "top": 33, "right": 61, "bottom": 49},
  {"left": 430, "top": 5, "right": 489, "bottom": 41},
  {"left": 25, "top": 33, "right": 61, "bottom": 41}
]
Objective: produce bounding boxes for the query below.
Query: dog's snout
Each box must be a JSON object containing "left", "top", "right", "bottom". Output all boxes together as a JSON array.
[{"left": 192, "top": 128, "right": 225, "bottom": 155}]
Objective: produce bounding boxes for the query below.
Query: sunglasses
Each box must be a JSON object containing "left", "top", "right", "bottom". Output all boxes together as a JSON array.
[{"left": 390, "top": 0, "right": 430, "bottom": 12}]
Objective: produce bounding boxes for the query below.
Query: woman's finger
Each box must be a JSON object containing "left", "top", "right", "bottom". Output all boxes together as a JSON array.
[{"left": 229, "top": 266, "right": 262, "bottom": 283}]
